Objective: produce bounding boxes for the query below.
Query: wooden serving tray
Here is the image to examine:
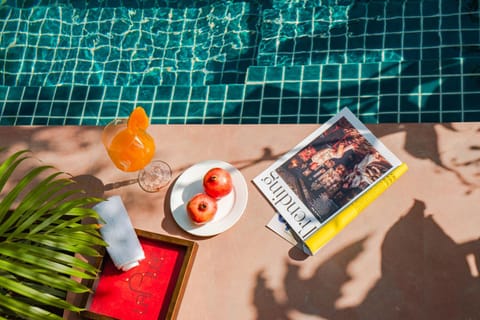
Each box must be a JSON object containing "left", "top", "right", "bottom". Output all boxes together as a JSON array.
[{"left": 81, "top": 229, "right": 198, "bottom": 320}]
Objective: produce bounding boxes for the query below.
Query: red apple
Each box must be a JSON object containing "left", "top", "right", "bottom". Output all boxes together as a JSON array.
[
  {"left": 186, "top": 193, "right": 218, "bottom": 224},
  {"left": 203, "top": 167, "right": 233, "bottom": 199}
]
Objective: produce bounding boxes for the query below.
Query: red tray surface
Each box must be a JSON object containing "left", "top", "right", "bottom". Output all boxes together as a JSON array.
[{"left": 88, "top": 237, "right": 187, "bottom": 319}]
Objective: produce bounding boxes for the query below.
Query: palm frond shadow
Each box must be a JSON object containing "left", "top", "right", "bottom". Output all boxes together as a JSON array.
[{"left": 253, "top": 199, "right": 480, "bottom": 320}]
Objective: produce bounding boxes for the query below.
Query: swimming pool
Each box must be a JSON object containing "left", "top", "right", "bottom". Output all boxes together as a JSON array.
[{"left": 0, "top": 0, "right": 479, "bottom": 124}]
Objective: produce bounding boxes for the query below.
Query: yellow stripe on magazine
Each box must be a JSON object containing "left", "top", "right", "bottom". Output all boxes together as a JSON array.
[{"left": 304, "top": 162, "right": 409, "bottom": 255}]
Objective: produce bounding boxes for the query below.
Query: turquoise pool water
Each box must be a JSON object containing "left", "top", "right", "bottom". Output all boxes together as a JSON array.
[{"left": 0, "top": 0, "right": 479, "bottom": 124}]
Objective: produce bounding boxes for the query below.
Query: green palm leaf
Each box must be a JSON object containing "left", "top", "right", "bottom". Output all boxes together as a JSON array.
[
  {"left": 0, "top": 294, "right": 61, "bottom": 320},
  {"left": 0, "top": 242, "right": 99, "bottom": 275},
  {"left": 0, "top": 149, "right": 107, "bottom": 319}
]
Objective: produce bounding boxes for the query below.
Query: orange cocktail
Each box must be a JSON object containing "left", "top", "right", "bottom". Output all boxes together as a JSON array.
[{"left": 102, "top": 107, "right": 155, "bottom": 172}]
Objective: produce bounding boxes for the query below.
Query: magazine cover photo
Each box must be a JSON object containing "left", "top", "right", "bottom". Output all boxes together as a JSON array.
[{"left": 275, "top": 115, "right": 394, "bottom": 223}]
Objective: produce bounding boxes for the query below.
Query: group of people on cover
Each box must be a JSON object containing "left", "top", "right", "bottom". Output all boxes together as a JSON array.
[{"left": 280, "top": 117, "right": 392, "bottom": 222}]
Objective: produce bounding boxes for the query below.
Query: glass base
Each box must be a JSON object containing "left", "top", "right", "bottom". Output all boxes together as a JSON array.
[{"left": 138, "top": 160, "right": 172, "bottom": 193}]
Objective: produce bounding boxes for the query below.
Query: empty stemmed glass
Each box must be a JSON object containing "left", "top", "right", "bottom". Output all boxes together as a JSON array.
[{"left": 102, "top": 107, "right": 172, "bottom": 192}]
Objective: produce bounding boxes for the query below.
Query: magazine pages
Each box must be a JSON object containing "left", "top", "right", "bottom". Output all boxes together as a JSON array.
[{"left": 253, "top": 108, "right": 408, "bottom": 255}]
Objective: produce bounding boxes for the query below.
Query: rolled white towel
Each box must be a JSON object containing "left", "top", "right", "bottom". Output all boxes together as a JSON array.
[{"left": 93, "top": 195, "right": 145, "bottom": 271}]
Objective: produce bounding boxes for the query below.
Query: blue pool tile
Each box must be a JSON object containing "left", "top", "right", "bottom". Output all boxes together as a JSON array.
[
  {"left": 421, "top": 61, "right": 440, "bottom": 76},
  {"left": 400, "top": 95, "right": 419, "bottom": 112},
  {"left": 263, "top": 84, "right": 281, "bottom": 98},
  {"left": 223, "top": 102, "right": 241, "bottom": 118},
  {"left": 156, "top": 87, "right": 173, "bottom": 101},
  {"left": 189, "top": 87, "right": 206, "bottom": 101},
  {"left": 380, "top": 78, "right": 399, "bottom": 95},
  {"left": 242, "top": 101, "right": 260, "bottom": 118},
  {"left": 361, "top": 63, "right": 380, "bottom": 79},
  {"left": 54, "top": 87, "right": 72, "bottom": 100},
  {"left": 247, "top": 67, "right": 266, "bottom": 82},
  {"left": 282, "top": 83, "right": 300, "bottom": 98},
  {"left": 35, "top": 102, "right": 51, "bottom": 115},
  {"left": 205, "top": 102, "right": 223, "bottom": 118},
  {"left": 320, "top": 98, "right": 338, "bottom": 115},
  {"left": 138, "top": 87, "right": 156, "bottom": 101},
  {"left": 464, "top": 93, "right": 480, "bottom": 110},
  {"left": 121, "top": 87, "right": 138, "bottom": 101},
  {"left": 302, "top": 82, "right": 320, "bottom": 96},
  {"left": 187, "top": 102, "right": 206, "bottom": 118},
  {"left": 317, "top": 115, "right": 333, "bottom": 123},
  {"left": 152, "top": 102, "right": 170, "bottom": 118},
  {"left": 463, "top": 76, "right": 480, "bottom": 92},
  {"left": 87, "top": 87, "right": 105, "bottom": 101},
  {"left": 262, "top": 99, "right": 280, "bottom": 116},
  {"left": 105, "top": 87, "right": 122, "bottom": 100},
  {"left": 421, "top": 112, "right": 440, "bottom": 122},
  {"left": 39, "top": 87, "right": 55, "bottom": 100},
  {"left": 100, "top": 102, "right": 119, "bottom": 117},
  {"left": 265, "top": 67, "right": 283, "bottom": 82},
  {"left": 2, "top": 102, "right": 20, "bottom": 117},
  {"left": 208, "top": 86, "right": 226, "bottom": 101},
  {"left": 422, "top": 94, "right": 440, "bottom": 112},
  {"left": 322, "top": 65, "right": 339, "bottom": 80},
  {"left": 260, "top": 116, "right": 279, "bottom": 124},
  {"left": 299, "top": 115, "right": 319, "bottom": 123},
  {"left": 22, "top": 87, "right": 39, "bottom": 100},
  {"left": 81, "top": 118, "right": 98, "bottom": 125},
  {"left": 84, "top": 103, "right": 102, "bottom": 117},
  {"left": 303, "top": 65, "right": 321, "bottom": 81},
  {"left": 223, "top": 117, "right": 240, "bottom": 125},
  {"left": 380, "top": 96, "right": 398, "bottom": 111},
  {"left": 0, "top": 116, "right": 15, "bottom": 125},
  {"left": 341, "top": 81, "right": 359, "bottom": 97},
  {"left": 226, "top": 85, "right": 245, "bottom": 101},
  {"left": 67, "top": 103, "right": 85, "bottom": 117},
  {"left": 32, "top": 117, "right": 49, "bottom": 125},
  {"left": 173, "top": 87, "right": 190, "bottom": 101},
  {"left": 170, "top": 102, "right": 187, "bottom": 118},
  {"left": 442, "top": 112, "right": 463, "bottom": 122},
  {"left": 64, "top": 117, "right": 81, "bottom": 125},
  {"left": 442, "top": 94, "right": 462, "bottom": 111},
  {"left": 284, "top": 66, "right": 302, "bottom": 81},
  {"left": 360, "top": 80, "right": 379, "bottom": 95},
  {"left": 421, "top": 78, "right": 441, "bottom": 95},
  {"left": 245, "top": 85, "right": 262, "bottom": 100},
  {"left": 19, "top": 101, "right": 35, "bottom": 116},
  {"left": 359, "top": 113, "right": 379, "bottom": 124},
  {"left": 378, "top": 113, "right": 398, "bottom": 123},
  {"left": 441, "top": 60, "right": 462, "bottom": 75},
  {"left": 15, "top": 117, "right": 32, "bottom": 125},
  {"left": 48, "top": 117, "right": 67, "bottom": 125},
  {"left": 380, "top": 62, "right": 400, "bottom": 77},
  {"left": 422, "top": 32, "right": 440, "bottom": 47},
  {"left": 463, "top": 111, "right": 480, "bottom": 121},
  {"left": 184, "top": 117, "right": 202, "bottom": 124},
  {"left": 401, "top": 77, "right": 419, "bottom": 93},
  {"left": 340, "top": 64, "right": 358, "bottom": 79},
  {"left": 7, "top": 87, "right": 24, "bottom": 100},
  {"left": 0, "top": 87, "right": 7, "bottom": 100},
  {"left": 359, "top": 97, "right": 378, "bottom": 114},
  {"left": 71, "top": 87, "right": 89, "bottom": 101},
  {"left": 321, "top": 81, "right": 339, "bottom": 97},
  {"left": 400, "top": 113, "right": 419, "bottom": 122},
  {"left": 300, "top": 98, "right": 318, "bottom": 113}
]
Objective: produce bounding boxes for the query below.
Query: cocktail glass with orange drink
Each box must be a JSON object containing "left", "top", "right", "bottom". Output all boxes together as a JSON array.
[{"left": 102, "top": 107, "right": 171, "bottom": 192}]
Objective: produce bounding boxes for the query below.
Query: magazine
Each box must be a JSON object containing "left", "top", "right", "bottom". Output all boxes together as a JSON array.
[{"left": 253, "top": 108, "right": 408, "bottom": 255}]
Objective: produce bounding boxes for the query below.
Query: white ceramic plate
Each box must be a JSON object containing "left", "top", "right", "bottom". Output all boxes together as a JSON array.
[{"left": 170, "top": 160, "right": 248, "bottom": 237}]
